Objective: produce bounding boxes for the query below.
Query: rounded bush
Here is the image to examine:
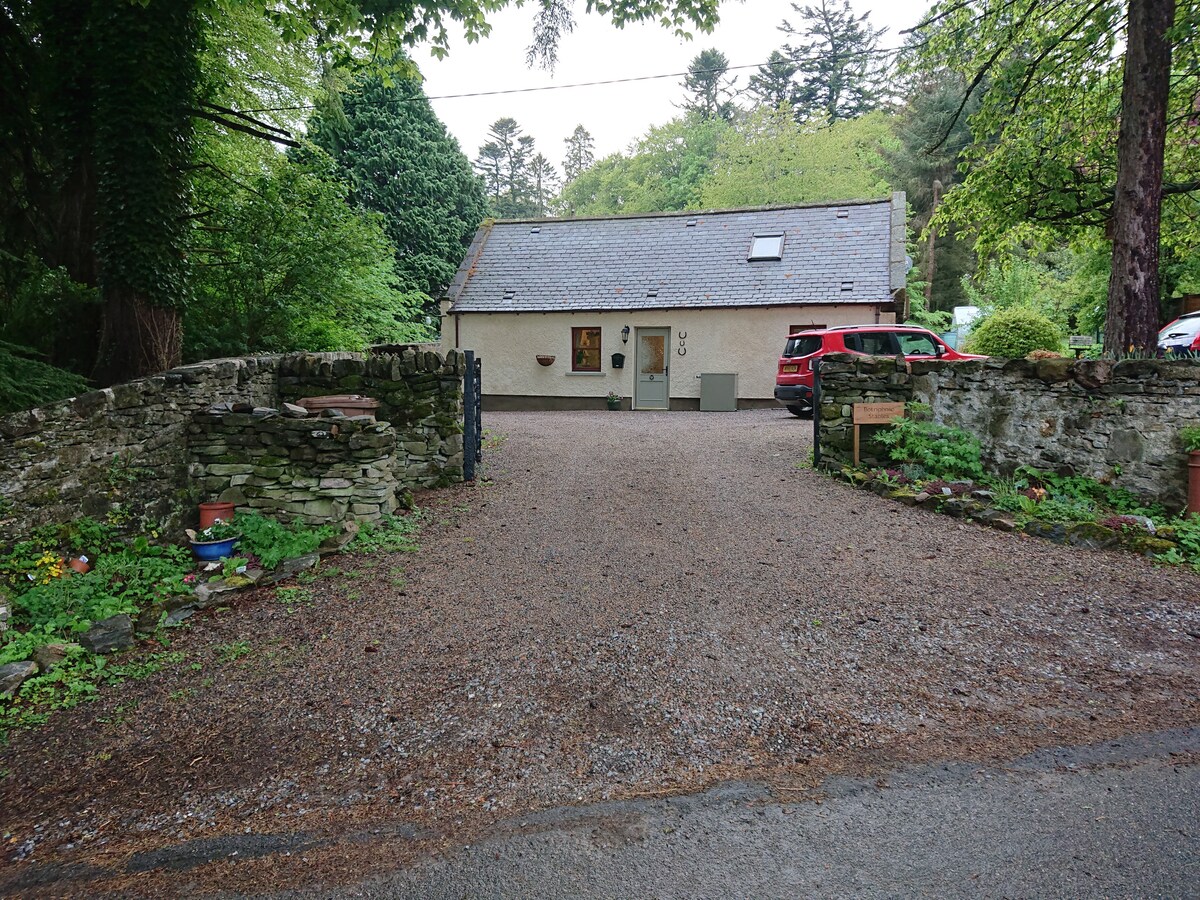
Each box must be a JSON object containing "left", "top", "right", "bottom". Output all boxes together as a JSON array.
[{"left": 966, "top": 307, "right": 1063, "bottom": 358}]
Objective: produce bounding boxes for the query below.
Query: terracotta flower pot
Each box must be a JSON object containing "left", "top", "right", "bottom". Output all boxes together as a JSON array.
[
  {"left": 68, "top": 555, "right": 90, "bottom": 575},
  {"left": 1189, "top": 450, "right": 1200, "bottom": 515},
  {"left": 199, "top": 501, "right": 235, "bottom": 529}
]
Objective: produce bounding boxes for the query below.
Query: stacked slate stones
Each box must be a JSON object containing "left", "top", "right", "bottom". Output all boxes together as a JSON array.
[{"left": 187, "top": 402, "right": 401, "bottom": 525}]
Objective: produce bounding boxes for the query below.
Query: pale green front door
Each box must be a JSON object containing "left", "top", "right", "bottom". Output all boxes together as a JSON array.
[{"left": 634, "top": 327, "right": 670, "bottom": 410}]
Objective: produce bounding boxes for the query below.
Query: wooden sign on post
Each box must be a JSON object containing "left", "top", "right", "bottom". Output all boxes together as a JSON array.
[{"left": 852, "top": 402, "right": 906, "bottom": 465}]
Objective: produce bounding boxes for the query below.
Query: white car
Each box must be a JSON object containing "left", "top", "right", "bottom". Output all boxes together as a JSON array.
[{"left": 1159, "top": 312, "right": 1200, "bottom": 355}]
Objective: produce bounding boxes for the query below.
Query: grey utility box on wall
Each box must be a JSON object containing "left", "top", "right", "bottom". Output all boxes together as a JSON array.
[{"left": 699, "top": 373, "right": 738, "bottom": 411}]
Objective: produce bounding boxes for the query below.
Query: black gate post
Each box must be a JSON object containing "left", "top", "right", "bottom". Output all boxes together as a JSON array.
[
  {"left": 463, "top": 350, "right": 483, "bottom": 482},
  {"left": 463, "top": 350, "right": 477, "bottom": 481},
  {"left": 812, "top": 359, "right": 822, "bottom": 468}
]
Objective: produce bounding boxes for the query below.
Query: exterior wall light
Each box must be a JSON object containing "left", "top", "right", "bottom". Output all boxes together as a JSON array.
[{"left": 621, "top": 325, "right": 631, "bottom": 343}]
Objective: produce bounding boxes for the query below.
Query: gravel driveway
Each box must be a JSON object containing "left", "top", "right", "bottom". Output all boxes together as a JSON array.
[{"left": 2, "top": 409, "right": 1198, "bottom": 896}]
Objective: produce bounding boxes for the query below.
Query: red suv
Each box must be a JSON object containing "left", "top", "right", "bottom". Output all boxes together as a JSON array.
[{"left": 774, "top": 324, "right": 984, "bottom": 417}]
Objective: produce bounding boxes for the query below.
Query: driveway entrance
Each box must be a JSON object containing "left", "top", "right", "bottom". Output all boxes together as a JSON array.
[{"left": 1, "top": 410, "right": 1197, "bottom": 896}]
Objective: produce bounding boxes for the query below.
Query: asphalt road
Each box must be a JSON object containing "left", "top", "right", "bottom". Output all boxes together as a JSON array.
[{"left": 281, "top": 728, "right": 1200, "bottom": 899}]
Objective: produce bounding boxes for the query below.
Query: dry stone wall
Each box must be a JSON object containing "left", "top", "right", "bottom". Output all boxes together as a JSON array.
[
  {"left": 0, "top": 346, "right": 465, "bottom": 542},
  {"left": 817, "top": 354, "right": 1200, "bottom": 509},
  {"left": 188, "top": 412, "right": 401, "bottom": 525},
  {"left": 277, "top": 348, "right": 465, "bottom": 490},
  {"left": 0, "top": 357, "right": 278, "bottom": 544}
]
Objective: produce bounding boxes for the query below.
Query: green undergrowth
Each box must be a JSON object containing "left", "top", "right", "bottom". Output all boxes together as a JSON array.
[
  {"left": 0, "top": 340, "right": 91, "bottom": 416},
  {"left": 352, "top": 510, "right": 423, "bottom": 554},
  {"left": 1, "top": 648, "right": 188, "bottom": 739},
  {"left": 1, "top": 508, "right": 426, "bottom": 739},
  {"left": 234, "top": 512, "right": 336, "bottom": 569},
  {"left": 846, "top": 402, "right": 1195, "bottom": 568},
  {"left": 1, "top": 521, "right": 191, "bottom": 667}
]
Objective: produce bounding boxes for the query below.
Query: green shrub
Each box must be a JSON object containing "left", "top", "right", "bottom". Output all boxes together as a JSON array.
[
  {"left": 234, "top": 512, "right": 335, "bottom": 569},
  {"left": 966, "top": 307, "right": 1062, "bottom": 357},
  {"left": 0, "top": 341, "right": 91, "bottom": 415},
  {"left": 875, "top": 416, "right": 984, "bottom": 480}
]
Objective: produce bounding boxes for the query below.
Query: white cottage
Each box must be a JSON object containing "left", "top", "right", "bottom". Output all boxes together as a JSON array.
[{"left": 440, "top": 193, "right": 908, "bottom": 410}]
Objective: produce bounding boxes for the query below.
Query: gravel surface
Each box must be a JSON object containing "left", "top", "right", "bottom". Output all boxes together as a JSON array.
[{"left": 1, "top": 409, "right": 1198, "bottom": 896}]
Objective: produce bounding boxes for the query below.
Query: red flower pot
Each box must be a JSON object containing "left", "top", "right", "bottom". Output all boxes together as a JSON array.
[{"left": 199, "top": 501, "right": 235, "bottom": 529}]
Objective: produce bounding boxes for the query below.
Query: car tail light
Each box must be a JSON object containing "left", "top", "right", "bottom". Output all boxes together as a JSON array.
[{"left": 1191, "top": 333, "right": 1200, "bottom": 351}]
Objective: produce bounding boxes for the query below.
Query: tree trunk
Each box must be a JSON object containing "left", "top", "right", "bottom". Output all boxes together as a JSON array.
[
  {"left": 1104, "top": 0, "right": 1175, "bottom": 354},
  {"left": 93, "top": 289, "right": 182, "bottom": 379},
  {"left": 90, "top": 0, "right": 198, "bottom": 385},
  {"left": 925, "top": 179, "right": 942, "bottom": 310}
]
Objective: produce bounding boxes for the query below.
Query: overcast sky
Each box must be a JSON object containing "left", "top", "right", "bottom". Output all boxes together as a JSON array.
[{"left": 414, "top": 0, "right": 932, "bottom": 169}]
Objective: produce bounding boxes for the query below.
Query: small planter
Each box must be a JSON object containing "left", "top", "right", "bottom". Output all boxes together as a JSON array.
[
  {"left": 190, "top": 537, "right": 238, "bottom": 561},
  {"left": 295, "top": 395, "right": 380, "bottom": 418},
  {"left": 536, "top": 355, "right": 556, "bottom": 367},
  {"left": 199, "top": 501, "right": 235, "bottom": 529},
  {"left": 606, "top": 395, "right": 622, "bottom": 411}
]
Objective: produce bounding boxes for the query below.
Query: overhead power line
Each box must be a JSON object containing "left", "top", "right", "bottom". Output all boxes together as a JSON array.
[{"left": 237, "top": 44, "right": 907, "bottom": 115}]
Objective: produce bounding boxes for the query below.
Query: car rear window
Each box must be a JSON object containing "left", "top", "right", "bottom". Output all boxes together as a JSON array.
[{"left": 784, "top": 336, "right": 822, "bottom": 358}]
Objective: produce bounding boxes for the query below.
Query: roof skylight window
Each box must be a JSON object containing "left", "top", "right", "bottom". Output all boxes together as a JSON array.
[{"left": 748, "top": 233, "right": 784, "bottom": 261}]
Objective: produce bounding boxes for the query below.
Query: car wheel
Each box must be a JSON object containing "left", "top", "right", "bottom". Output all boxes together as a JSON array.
[{"left": 786, "top": 404, "right": 812, "bottom": 418}]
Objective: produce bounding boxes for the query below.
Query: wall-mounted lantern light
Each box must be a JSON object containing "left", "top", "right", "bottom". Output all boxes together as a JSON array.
[{"left": 621, "top": 325, "right": 631, "bottom": 343}]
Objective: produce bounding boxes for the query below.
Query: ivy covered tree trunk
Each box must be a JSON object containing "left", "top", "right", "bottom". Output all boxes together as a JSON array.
[
  {"left": 1104, "top": 0, "right": 1175, "bottom": 355},
  {"left": 91, "top": 0, "right": 198, "bottom": 383}
]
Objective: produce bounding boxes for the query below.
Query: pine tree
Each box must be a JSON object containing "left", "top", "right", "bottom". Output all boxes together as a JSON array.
[
  {"left": 681, "top": 48, "right": 737, "bottom": 122},
  {"left": 781, "top": 0, "right": 887, "bottom": 123},
  {"left": 562, "top": 124, "right": 595, "bottom": 182},
  {"left": 528, "top": 153, "right": 560, "bottom": 216},
  {"left": 746, "top": 51, "right": 798, "bottom": 110},
  {"left": 883, "top": 72, "right": 979, "bottom": 311},
  {"left": 307, "top": 68, "right": 487, "bottom": 302},
  {"left": 475, "top": 118, "right": 544, "bottom": 217}
]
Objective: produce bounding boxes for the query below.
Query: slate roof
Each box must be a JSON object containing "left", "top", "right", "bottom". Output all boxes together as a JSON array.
[{"left": 445, "top": 196, "right": 905, "bottom": 314}]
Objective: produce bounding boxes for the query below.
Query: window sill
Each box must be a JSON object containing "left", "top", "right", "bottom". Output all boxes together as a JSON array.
[{"left": 565, "top": 371, "right": 607, "bottom": 376}]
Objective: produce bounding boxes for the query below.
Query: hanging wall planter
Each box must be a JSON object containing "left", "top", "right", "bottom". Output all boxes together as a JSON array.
[{"left": 536, "top": 355, "right": 556, "bottom": 367}]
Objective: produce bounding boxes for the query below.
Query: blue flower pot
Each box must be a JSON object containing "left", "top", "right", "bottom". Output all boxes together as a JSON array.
[{"left": 191, "top": 537, "right": 238, "bottom": 561}]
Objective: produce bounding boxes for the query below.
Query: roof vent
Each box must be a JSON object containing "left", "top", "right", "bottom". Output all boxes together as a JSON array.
[
  {"left": 646, "top": 289, "right": 659, "bottom": 298},
  {"left": 835, "top": 209, "right": 850, "bottom": 218},
  {"left": 502, "top": 289, "right": 516, "bottom": 301},
  {"left": 685, "top": 218, "right": 698, "bottom": 227},
  {"left": 841, "top": 281, "right": 854, "bottom": 292},
  {"left": 530, "top": 226, "right": 541, "bottom": 234}
]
